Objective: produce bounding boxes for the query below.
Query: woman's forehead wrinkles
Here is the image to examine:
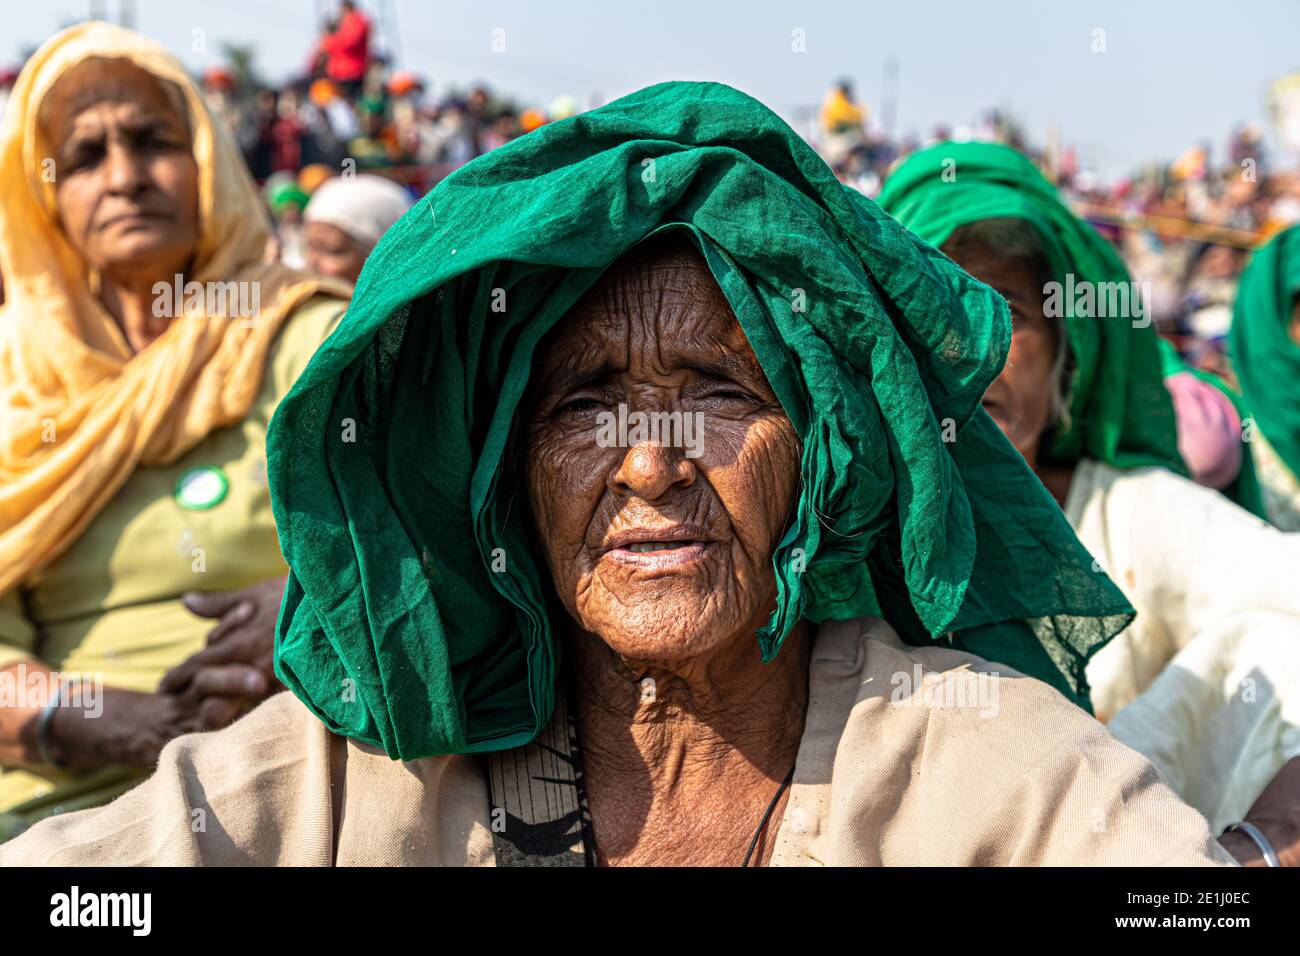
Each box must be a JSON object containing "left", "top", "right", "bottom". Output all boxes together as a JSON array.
[
  {"left": 49, "top": 59, "right": 171, "bottom": 113},
  {"left": 540, "top": 247, "right": 749, "bottom": 389},
  {"left": 621, "top": 292, "right": 740, "bottom": 374},
  {"left": 538, "top": 309, "right": 757, "bottom": 396},
  {"left": 64, "top": 103, "right": 174, "bottom": 142},
  {"left": 536, "top": 332, "right": 610, "bottom": 390},
  {"left": 45, "top": 74, "right": 183, "bottom": 147}
]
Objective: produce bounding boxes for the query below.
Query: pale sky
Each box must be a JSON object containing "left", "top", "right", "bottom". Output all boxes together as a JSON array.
[{"left": 8, "top": 0, "right": 1300, "bottom": 178}]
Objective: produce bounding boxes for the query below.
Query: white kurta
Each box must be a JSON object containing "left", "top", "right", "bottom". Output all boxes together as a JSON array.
[
  {"left": 1251, "top": 430, "right": 1300, "bottom": 532},
  {"left": 1066, "top": 458, "right": 1300, "bottom": 831}
]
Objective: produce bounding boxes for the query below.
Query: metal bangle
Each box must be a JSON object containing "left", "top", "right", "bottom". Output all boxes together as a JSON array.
[
  {"left": 33, "top": 679, "right": 67, "bottom": 768},
  {"left": 1224, "top": 821, "right": 1281, "bottom": 868}
]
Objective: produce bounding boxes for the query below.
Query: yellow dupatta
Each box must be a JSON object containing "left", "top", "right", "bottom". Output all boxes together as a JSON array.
[{"left": 0, "top": 22, "right": 349, "bottom": 592}]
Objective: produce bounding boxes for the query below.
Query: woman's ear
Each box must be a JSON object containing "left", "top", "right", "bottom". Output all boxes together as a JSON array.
[{"left": 1047, "top": 337, "right": 1075, "bottom": 440}]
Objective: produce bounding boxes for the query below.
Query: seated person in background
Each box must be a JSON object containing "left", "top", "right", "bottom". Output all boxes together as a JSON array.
[
  {"left": 1159, "top": 335, "right": 1252, "bottom": 501},
  {"left": 262, "top": 173, "right": 311, "bottom": 269},
  {"left": 881, "top": 142, "right": 1300, "bottom": 850},
  {"left": 1231, "top": 224, "right": 1300, "bottom": 532},
  {"left": 303, "top": 173, "right": 412, "bottom": 283},
  {"left": 0, "top": 22, "right": 349, "bottom": 841},
  {"left": 0, "top": 82, "right": 1265, "bottom": 866}
]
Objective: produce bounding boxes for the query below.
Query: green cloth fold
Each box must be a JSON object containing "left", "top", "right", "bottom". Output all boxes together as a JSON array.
[
  {"left": 1231, "top": 224, "right": 1300, "bottom": 483},
  {"left": 878, "top": 142, "right": 1186, "bottom": 475},
  {"left": 268, "top": 83, "right": 1132, "bottom": 760}
]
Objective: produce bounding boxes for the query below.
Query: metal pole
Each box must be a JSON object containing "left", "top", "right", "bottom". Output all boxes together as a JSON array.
[
  {"left": 881, "top": 57, "right": 899, "bottom": 138},
  {"left": 384, "top": 0, "right": 404, "bottom": 67}
]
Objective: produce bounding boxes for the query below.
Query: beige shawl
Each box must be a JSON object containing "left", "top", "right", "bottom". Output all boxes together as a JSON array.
[{"left": 0, "top": 616, "right": 1231, "bottom": 866}]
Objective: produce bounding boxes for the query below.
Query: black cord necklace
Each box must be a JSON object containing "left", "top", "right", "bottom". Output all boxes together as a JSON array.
[{"left": 741, "top": 765, "right": 796, "bottom": 867}]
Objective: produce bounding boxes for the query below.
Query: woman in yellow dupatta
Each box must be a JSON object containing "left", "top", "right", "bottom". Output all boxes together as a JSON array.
[{"left": 0, "top": 22, "right": 350, "bottom": 839}]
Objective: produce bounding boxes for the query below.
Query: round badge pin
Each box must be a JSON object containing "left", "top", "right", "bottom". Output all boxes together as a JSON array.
[{"left": 174, "top": 466, "right": 229, "bottom": 511}]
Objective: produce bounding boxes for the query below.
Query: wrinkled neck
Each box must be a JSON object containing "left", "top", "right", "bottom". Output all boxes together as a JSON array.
[{"left": 567, "top": 618, "right": 811, "bottom": 783}]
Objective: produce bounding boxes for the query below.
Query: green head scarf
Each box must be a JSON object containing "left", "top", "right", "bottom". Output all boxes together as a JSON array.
[
  {"left": 267, "top": 83, "right": 1131, "bottom": 760},
  {"left": 878, "top": 141, "right": 1186, "bottom": 474},
  {"left": 1231, "top": 224, "right": 1300, "bottom": 482},
  {"left": 265, "top": 180, "right": 310, "bottom": 215}
]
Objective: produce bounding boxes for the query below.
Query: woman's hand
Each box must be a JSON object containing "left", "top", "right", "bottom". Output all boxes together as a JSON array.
[
  {"left": 49, "top": 687, "right": 213, "bottom": 769},
  {"left": 1220, "top": 757, "right": 1300, "bottom": 866},
  {"left": 2, "top": 663, "right": 232, "bottom": 772},
  {"left": 3, "top": 578, "right": 289, "bottom": 772},
  {"left": 160, "top": 577, "right": 288, "bottom": 723}
]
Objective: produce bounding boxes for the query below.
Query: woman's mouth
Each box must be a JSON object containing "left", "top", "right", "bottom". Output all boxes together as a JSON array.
[
  {"left": 600, "top": 527, "right": 714, "bottom": 570},
  {"left": 604, "top": 540, "right": 711, "bottom": 569},
  {"left": 626, "top": 541, "right": 690, "bottom": 553},
  {"left": 101, "top": 210, "right": 168, "bottom": 230}
]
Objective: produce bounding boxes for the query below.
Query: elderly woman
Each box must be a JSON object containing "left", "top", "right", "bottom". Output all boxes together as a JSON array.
[
  {"left": 880, "top": 142, "right": 1300, "bottom": 852},
  {"left": 0, "top": 23, "right": 348, "bottom": 840},
  {"left": 0, "top": 82, "right": 1242, "bottom": 866},
  {"left": 302, "top": 173, "right": 412, "bottom": 282},
  {"left": 1231, "top": 225, "right": 1300, "bottom": 532}
]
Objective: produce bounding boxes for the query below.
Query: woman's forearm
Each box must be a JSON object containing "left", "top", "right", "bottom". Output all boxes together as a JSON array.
[
  {"left": 0, "top": 661, "right": 157, "bottom": 771},
  {"left": 0, "top": 658, "right": 58, "bottom": 768}
]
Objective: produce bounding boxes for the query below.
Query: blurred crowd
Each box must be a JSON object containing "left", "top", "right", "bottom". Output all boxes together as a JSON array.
[
  {"left": 193, "top": 0, "right": 582, "bottom": 277},
  {"left": 205, "top": 37, "right": 1300, "bottom": 385},
  {"left": 0, "top": 8, "right": 1293, "bottom": 365},
  {"left": 817, "top": 79, "right": 1300, "bottom": 381}
]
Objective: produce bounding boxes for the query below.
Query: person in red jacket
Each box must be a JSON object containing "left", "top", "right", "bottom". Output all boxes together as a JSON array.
[{"left": 324, "top": 0, "right": 370, "bottom": 98}]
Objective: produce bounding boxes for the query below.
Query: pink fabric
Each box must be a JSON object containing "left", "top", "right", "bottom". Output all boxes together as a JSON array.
[{"left": 1165, "top": 371, "right": 1242, "bottom": 490}]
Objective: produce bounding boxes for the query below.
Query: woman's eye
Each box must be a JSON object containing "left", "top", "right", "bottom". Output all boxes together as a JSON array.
[
  {"left": 141, "top": 132, "right": 178, "bottom": 152},
  {"left": 555, "top": 396, "right": 603, "bottom": 415},
  {"left": 703, "top": 387, "right": 758, "bottom": 403},
  {"left": 65, "top": 144, "right": 103, "bottom": 172}
]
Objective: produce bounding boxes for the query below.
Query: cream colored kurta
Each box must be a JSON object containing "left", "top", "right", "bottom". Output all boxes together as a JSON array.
[
  {"left": 1066, "top": 458, "right": 1300, "bottom": 832},
  {"left": 0, "top": 615, "right": 1231, "bottom": 866},
  {"left": 1251, "top": 430, "right": 1300, "bottom": 532}
]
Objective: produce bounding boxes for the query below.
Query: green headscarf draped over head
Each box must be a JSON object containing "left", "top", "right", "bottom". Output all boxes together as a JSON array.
[
  {"left": 1231, "top": 224, "right": 1300, "bottom": 481},
  {"left": 267, "top": 83, "right": 1131, "bottom": 760},
  {"left": 878, "top": 142, "right": 1184, "bottom": 474}
]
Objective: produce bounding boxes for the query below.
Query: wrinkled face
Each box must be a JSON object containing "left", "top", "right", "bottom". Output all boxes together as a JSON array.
[
  {"left": 304, "top": 220, "right": 369, "bottom": 283},
  {"left": 43, "top": 58, "right": 199, "bottom": 284},
  {"left": 944, "top": 243, "right": 1060, "bottom": 465},
  {"left": 524, "top": 240, "right": 801, "bottom": 663}
]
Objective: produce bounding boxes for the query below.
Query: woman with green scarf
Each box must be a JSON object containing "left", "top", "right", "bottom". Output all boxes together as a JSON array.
[
  {"left": 1231, "top": 224, "right": 1300, "bottom": 532},
  {"left": 880, "top": 141, "right": 1300, "bottom": 841},
  {"left": 0, "top": 84, "right": 1238, "bottom": 866}
]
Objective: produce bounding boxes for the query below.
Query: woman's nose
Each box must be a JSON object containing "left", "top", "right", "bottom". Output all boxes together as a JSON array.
[
  {"left": 608, "top": 441, "right": 696, "bottom": 501},
  {"left": 103, "top": 140, "right": 149, "bottom": 196}
]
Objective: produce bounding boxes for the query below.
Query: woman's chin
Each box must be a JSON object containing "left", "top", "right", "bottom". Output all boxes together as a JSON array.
[
  {"left": 582, "top": 599, "right": 742, "bottom": 663},
  {"left": 98, "top": 235, "right": 192, "bottom": 280}
]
